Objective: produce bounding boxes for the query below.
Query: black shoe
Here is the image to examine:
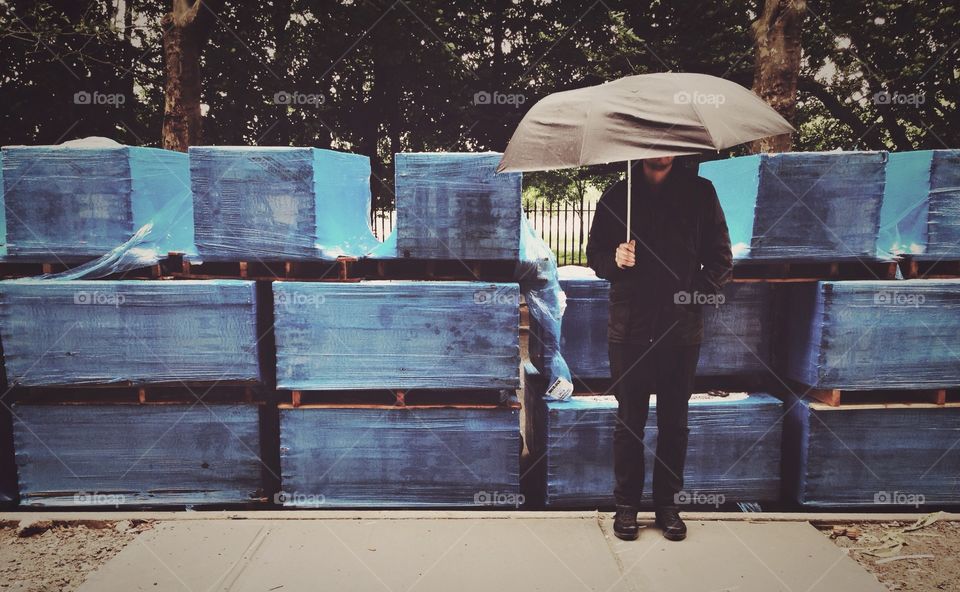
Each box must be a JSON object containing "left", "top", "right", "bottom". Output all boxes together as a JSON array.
[
  {"left": 613, "top": 505, "right": 639, "bottom": 541},
  {"left": 655, "top": 508, "right": 687, "bottom": 541}
]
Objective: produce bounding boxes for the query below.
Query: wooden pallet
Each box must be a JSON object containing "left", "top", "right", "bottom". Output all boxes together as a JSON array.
[
  {"left": 0, "top": 260, "right": 163, "bottom": 280},
  {"left": 283, "top": 389, "right": 517, "bottom": 409},
  {"left": 357, "top": 258, "right": 518, "bottom": 282},
  {"left": 11, "top": 383, "right": 267, "bottom": 404},
  {"left": 732, "top": 260, "right": 898, "bottom": 282},
  {"left": 900, "top": 257, "right": 960, "bottom": 279},
  {"left": 163, "top": 253, "right": 358, "bottom": 281},
  {"left": 796, "top": 384, "right": 960, "bottom": 407}
]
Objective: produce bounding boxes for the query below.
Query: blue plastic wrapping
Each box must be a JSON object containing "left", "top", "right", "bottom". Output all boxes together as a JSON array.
[
  {"left": 699, "top": 151, "right": 889, "bottom": 260},
  {"left": 13, "top": 403, "right": 265, "bottom": 506},
  {"left": 784, "top": 397, "right": 960, "bottom": 507},
  {"left": 531, "top": 266, "right": 775, "bottom": 380},
  {"left": 395, "top": 152, "right": 522, "bottom": 260},
  {"left": 272, "top": 280, "right": 520, "bottom": 390},
  {"left": 879, "top": 150, "right": 960, "bottom": 259},
  {"left": 1, "top": 141, "right": 193, "bottom": 264},
  {"left": 279, "top": 405, "right": 520, "bottom": 507},
  {"left": 191, "top": 146, "right": 378, "bottom": 262},
  {"left": 0, "top": 280, "right": 262, "bottom": 386},
  {"left": 784, "top": 280, "right": 960, "bottom": 389},
  {"left": 522, "top": 365, "right": 782, "bottom": 507}
]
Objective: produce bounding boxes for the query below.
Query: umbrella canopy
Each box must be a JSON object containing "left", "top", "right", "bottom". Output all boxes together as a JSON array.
[{"left": 497, "top": 72, "right": 794, "bottom": 173}]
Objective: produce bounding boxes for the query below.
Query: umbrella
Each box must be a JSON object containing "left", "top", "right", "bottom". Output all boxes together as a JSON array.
[{"left": 497, "top": 72, "right": 795, "bottom": 240}]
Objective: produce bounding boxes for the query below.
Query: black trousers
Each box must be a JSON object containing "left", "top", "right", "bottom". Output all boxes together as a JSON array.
[{"left": 609, "top": 340, "right": 701, "bottom": 509}]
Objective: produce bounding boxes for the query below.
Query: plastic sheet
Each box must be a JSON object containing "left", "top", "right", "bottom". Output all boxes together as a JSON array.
[
  {"left": 279, "top": 405, "right": 520, "bottom": 507},
  {"left": 191, "top": 147, "right": 378, "bottom": 261},
  {"left": 879, "top": 150, "right": 960, "bottom": 259},
  {"left": 272, "top": 280, "right": 520, "bottom": 390},
  {"left": 13, "top": 403, "right": 264, "bottom": 507},
  {"left": 784, "top": 280, "right": 960, "bottom": 389},
  {"left": 395, "top": 152, "right": 522, "bottom": 260},
  {"left": 0, "top": 280, "right": 262, "bottom": 386},
  {"left": 699, "top": 151, "right": 889, "bottom": 260},
  {"left": 521, "top": 364, "right": 782, "bottom": 507},
  {"left": 531, "top": 266, "right": 775, "bottom": 380},
  {"left": 784, "top": 396, "right": 960, "bottom": 507},
  {"left": 1, "top": 141, "right": 193, "bottom": 264}
]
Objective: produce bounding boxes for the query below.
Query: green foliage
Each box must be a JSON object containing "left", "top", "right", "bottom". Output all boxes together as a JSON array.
[{"left": 1, "top": 0, "right": 957, "bottom": 205}]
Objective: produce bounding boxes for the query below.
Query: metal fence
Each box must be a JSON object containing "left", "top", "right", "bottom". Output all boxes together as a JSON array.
[{"left": 371, "top": 202, "right": 596, "bottom": 266}]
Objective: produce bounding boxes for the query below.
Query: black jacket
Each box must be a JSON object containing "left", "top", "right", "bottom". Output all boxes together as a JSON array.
[{"left": 586, "top": 165, "right": 733, "bottom": 346}]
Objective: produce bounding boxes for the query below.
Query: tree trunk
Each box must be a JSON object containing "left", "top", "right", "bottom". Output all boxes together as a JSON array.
[
  {"left": 161, "top": 0, "right": 221, "bottom": 151},
  {"left": 749, "top": 0, "right": 805, "bottom": 153}
]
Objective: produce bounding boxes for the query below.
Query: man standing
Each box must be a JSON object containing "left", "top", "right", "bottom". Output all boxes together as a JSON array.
[{"left": 586, "top": 156, "right": 732, "bottom": 541}]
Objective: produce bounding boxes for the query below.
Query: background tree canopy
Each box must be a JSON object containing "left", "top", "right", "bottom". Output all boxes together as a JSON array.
[{"left": 1, "top": 0, "right": 957, "bottom": 207}]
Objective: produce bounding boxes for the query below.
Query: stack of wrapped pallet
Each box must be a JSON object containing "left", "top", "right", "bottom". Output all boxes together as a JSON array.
[
  {"left": 0, "top": 142, "right": 270, "bottom": 506},
  {"left": 269, "top": 151, "right": 524, "bottom": 508}
]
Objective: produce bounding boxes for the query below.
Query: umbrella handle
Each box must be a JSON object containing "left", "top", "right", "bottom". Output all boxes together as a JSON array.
[{"left": 625, "top": 160, "right": 632, "bottom": 243}]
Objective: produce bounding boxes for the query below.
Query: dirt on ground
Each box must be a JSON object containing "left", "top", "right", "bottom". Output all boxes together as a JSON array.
[
  {"left": 0, "top": 519, "right": 153, "bottom": 592},
  {"left": 824, "top": 519, "right": 960, "bottom": 591}
]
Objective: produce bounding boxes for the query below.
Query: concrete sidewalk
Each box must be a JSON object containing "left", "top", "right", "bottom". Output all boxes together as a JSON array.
[{"left": 68, "top": 512, "right": 886, "bottom": 592}]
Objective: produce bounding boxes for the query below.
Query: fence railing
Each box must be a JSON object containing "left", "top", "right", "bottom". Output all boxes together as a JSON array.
[{"left": 371, "top": 201, "right": 596, "bottom": 267}]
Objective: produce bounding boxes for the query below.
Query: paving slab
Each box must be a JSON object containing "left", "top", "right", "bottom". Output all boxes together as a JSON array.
[
  {"left": 78, "top": 516, "right": 632, "bottom": 592},
  {"left": 600, "top": 518, "right": 886, "bottom": 592},
  {"left": 77, "top": 515, "right": 887, "bottom": 592}
]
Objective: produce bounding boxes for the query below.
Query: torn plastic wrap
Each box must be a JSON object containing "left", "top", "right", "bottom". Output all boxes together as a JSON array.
[
  {"left": 784, "top": 280, "right": 960, "bottom": 389},
  {"left": 272, "top": 280, "right": 520, "bottom": 391},
  {"left": 516, "top": 216, "right": 572, "bottom": 399},
  {"left": 521, "top": 364, "right": 782, "bottom": 507},
  {"left": 879, "top": 149, "right": 960, "bottom": 259},
  {"left": 279, "top": 404, "right": 520, "bottom": 507},
  {"left": 191, "top": 146, "right": 379, "bottom": 262},
  {"left": 699, "top": 151, "right": 890, "bottom": 261},
  {"left": 532, "top": 266, "right": 775, "bottom": 381},
  {"left": 1, "top": 139, "right": 194, "bottom": 272},
  {"left": 0, "top": 280, "right": 262, "bottom": 387},
  {"left": 13, "top": 403, "right": 265, "bottom": 507},
  {"left": 395, "top": 152, "right": 522, "bottom": 260},
  {"left": 784, "top": 396, "right": 960, "bottom": 506}
]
